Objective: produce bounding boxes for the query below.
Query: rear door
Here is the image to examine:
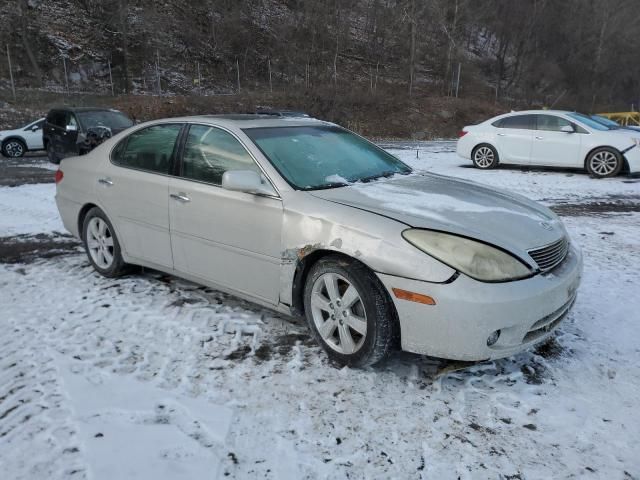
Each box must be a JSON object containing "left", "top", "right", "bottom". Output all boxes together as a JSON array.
[
  {"left": 168, "top": 123, "right": 283, "bottom": 304},
  {"left": 493, "top": 114, "right": 536, "bottom": 164},
  {"left": 97, "top": 123, "right": 183, "bottom": 269},
  {"left": 530, "top": 114, "right": 582, "bottom": 167}
]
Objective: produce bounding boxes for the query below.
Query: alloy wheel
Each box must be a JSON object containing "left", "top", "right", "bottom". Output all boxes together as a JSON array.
[
  {"left": 590, "top": 151, "right": 618, "bottom": 176},
  {"left": 310, "top": 272, "right": 367, "bottom": 355},
  {"left": 5, "top": 141, "right": 24, "bottom": 157},
  {"left": 86, "top": 217, "right": 115, "bottom": 269},
  {"left": 474, "top": 146, "right": 495, "bottom": 168}
]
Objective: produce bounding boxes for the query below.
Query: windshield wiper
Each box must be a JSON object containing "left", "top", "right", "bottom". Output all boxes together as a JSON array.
[{"left": 358, "top": 171, "right": 397, "bottom": 183}]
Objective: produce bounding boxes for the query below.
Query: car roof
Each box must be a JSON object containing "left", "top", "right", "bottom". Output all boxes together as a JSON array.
[
  {"left": 500, "top": 109, "right": 574, "bottom": 116},
  {"left": 145, "top": 114, "right": 332, "bottom": 129},
  {"left": 49, "top": 107, "right": 125, "bottom": 113}
]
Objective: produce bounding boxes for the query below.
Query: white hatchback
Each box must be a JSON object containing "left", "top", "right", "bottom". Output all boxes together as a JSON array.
[{"left": 457, "top": 110, "right": 640, "bottom": 178}]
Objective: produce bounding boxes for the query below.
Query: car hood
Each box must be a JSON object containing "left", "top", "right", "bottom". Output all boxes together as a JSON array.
[{"left": 309, "top": 173, "right": 566, "bottom": 259}]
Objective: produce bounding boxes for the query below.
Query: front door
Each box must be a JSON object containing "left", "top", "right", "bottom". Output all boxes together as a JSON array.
[
  {"left": 530, "top": 115, "right": 582, "bottom": 167},
  {"left": 97, "top": 123, "right": 183, "bottom": 269},
  {"left": 168, "top": 124, "right": 283, "bottom": 304},
  {"left": 494, "top": 114, "right": 536, "bottom": 164}
]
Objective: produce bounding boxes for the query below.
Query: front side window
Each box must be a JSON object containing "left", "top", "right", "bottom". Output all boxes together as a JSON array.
[
  {"left": 567, "top": 112, "right": 609, "bottom": 131},
  {"left": 181, "top": 125, "right": 261, "bottom": 185},
  {"left": 244, "top": 126, "right": 411, "bottom": 190},
  {"left": 535, "top": 115, "right": 572, "bottom": 132},
  {"left": 112, "top": 124, "right": 182, "bottom": 174},
  {"left": 496, "top": 115, "right": 535, "bottom": 130}
]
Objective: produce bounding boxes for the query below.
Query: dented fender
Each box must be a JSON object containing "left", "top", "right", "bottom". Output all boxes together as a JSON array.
[{"left": 278, "top": 191, "right": 456, "bottom": 307}]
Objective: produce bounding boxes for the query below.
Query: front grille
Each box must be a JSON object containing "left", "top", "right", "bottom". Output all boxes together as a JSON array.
[{"left": 528, "top": 237, "right": 569, "bottom": 272}]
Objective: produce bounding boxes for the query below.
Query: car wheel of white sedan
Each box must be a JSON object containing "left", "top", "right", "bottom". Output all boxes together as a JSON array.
[
  {"left": 303, "top": 255, "right": 396, "bottom": 367},
  {"left": 472, "top": 144, "right": 498, "bottom": 169},
  {"left": 586, "top": 147, "right": 623, "bottom": 178},
  {"left": 2, "top": 140, "right": 26, "bottom": 158},
  {"left": 82, "top": 207, "right": 131, "bottom": 277}
]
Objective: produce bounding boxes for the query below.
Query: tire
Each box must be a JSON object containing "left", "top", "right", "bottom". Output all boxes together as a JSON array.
[
  {"left": 303, "top": 255, "right": 397, "bottom": 367},
  {"left": 472, "top": 144, "right": 499, "bottom": 169},
  {"left": 2, "top": 139, "right": 26, "bottom": 158},
  {"left": 46, "top": 142, "right": 60, "bottom": 164},
  {"left": 586, "top": 147, "right": 623, "bottom": 178},
  {"left": 82, "top": 207, "right": 130, "bottom": 277}
]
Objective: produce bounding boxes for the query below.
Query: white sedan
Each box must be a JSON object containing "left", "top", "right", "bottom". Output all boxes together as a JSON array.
[
  {"left": 0, "top": 118, "right": 45, "bottom": 157},
  {"left": 457, "top": 110, "right": 640, "bottom": 178}
]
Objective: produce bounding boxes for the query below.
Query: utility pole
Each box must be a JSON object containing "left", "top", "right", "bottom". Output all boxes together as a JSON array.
[
  {"left": 6, "top": 45, "right": 15, "bottom": 100},
  {"left": 62, "top": 53, "right": 69, "bottom": 94},
  {"left": 455, "top": 63, "right": 461, "bottom": 98},
  {"left": 108, "top": 60, "right": 114, "bottom": 96},
  {"left": 197, "top": 61, "right": 202, "bottom": 92},
  {"left": 156, "top": 49, "right": 161, "bottom": 95},
  {"left": 236, "top": 58, "right": 241, "bottom": 93}
]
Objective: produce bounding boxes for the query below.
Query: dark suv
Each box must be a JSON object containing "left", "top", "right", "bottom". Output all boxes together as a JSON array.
[{"left": 43, "top": 107, "right": 134, "bottom": 164}]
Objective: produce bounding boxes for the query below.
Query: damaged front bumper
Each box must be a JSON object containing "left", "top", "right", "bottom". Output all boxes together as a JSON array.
[{"left": 376, "top": 244, "right": 583, "bottom": 361}]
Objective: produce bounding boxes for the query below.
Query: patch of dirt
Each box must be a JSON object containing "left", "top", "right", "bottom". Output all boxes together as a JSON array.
[
  {"left": 0, "top": 156, "right": 54, "bottom": 187},
  {"left": 0, "top": 233, "right": 81, "bottom": 264},
  {"left": 551, "top": 199, "right": 640, "bottom": 217}
]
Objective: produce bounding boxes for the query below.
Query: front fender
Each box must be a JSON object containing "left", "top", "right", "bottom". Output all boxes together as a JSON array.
[{"left": 278, "top": 191, "right": 456, "bottom": 306}]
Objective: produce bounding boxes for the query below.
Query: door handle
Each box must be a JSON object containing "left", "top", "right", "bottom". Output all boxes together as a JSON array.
[
  {"left": 535, "top": 136, "right": 544, "bottom": 140},
  {"left": 170, "top": 192, "right": 190, "bottom": 203},
  {"left": 497, "top": 133, "right": 506, "bottom": 136},
  {"left": 98, "top": 177, "right": 113, "bottom": 186}
]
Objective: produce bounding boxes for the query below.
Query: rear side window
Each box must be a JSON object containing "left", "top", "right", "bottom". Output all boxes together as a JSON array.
[
  {"left": 112, "top": 124, "right": 182, "bottom": 174},
  {"left": 493, "top": 115, "right": 535, "bottom": 130},
  {"left": 180, "top": 124, "right": 260, "bottom": 185}
]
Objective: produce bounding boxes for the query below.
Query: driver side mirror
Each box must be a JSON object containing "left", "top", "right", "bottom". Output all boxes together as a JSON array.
[
  {"left": 31, "top": 125, "right": 40, "bottom": 132},
  {"left": 561, "top": 125, "right": 575, "bottom": 133},
  {"left": 66, "top": 124, "right": 78, "bottom": 132},
  {"left": 222, "top": 170, "right": 277, "bottom": 196}
]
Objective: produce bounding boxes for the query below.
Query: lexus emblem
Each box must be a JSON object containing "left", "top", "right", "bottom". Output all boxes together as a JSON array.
[{"left": 540, "top": 221, "right": 553, "bottom": 231}]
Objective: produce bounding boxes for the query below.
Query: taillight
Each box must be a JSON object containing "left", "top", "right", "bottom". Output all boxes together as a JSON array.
[
  {"left": 458, "top": 130, "right": 468, "bottom": 138},
  {"left": 55, "top": 170, "right": 64, "bottom": 184}
]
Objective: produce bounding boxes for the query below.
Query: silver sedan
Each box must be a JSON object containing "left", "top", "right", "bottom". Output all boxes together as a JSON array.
[{"left": 55, "top": 115, "right": 582, "bottom": 366}]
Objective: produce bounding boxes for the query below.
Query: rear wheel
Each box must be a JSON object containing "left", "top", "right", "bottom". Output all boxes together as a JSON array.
[
  {"left": 82, "top": 207, "right": 130, "bottom": 277},
  {"left": 472, "top": 144, "right": 498, "bottom": 169},
  {"left": 586, "top": 147, "right": 622, "bottom": 178},
  {"left": 2, "top": 139, "right": 26, "bottom": 158},
  {"left": 303, "top": 256, "right": 397, "bottom": 367}
]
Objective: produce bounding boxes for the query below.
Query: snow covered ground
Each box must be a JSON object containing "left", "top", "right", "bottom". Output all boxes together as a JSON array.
[{"left": 1, "top": 143, "right": 639, "bottom": 479}]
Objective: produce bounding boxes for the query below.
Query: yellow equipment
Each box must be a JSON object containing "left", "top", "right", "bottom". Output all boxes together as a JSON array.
[{"left": 597, "top": 112, "right": 640, "bottom": 126}]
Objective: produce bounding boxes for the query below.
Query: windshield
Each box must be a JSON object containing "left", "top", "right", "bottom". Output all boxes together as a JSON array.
[
  {"left": 566, "top": 112, "right": 609, "bottom": 131},
  {"left": 590, "top": 115, "right": 620, "bottom": 128},
  {"left": 78, "top": 111, "right": 133, "bottom": 130},
  {"left": 244, "top": 125, "right": 411, "bottom": 190}
]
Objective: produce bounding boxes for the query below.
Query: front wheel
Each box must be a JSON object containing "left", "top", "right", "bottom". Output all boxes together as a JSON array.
[
  {"left": 472, "top": 144, "right": 499, "bottom": 169},
  {"left": 82, "top": 207, "right": 130, "bottom": 277},
  {"left": 2, "top": 139, "right": 26, "bottom": 158},
  {"left": 303, "top": 256, "right": 397, "bottom": 367},
  {"left": 586, "top": 148, "right": 623, "bottom": 178},
  {"left": 46, "top": 142, "right": 60, "bottom": 164}
]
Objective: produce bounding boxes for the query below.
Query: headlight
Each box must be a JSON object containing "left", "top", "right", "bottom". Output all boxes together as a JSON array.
[{"left": 402, "top": 229, "right": 533, "bottom": 282}]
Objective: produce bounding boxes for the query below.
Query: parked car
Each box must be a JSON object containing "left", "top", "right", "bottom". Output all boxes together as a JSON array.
[
  {"left": 44, "top": 107, "right": 133, "bottom": 164},
  {"left": 55, "top": 115, "right": 582, "bottom": 367},
  {"left": 457, "top": 110, "right": 640, "bottom": 178},
  {"left": 0, "top": 118, "right": 45, "bottom": 157}
]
